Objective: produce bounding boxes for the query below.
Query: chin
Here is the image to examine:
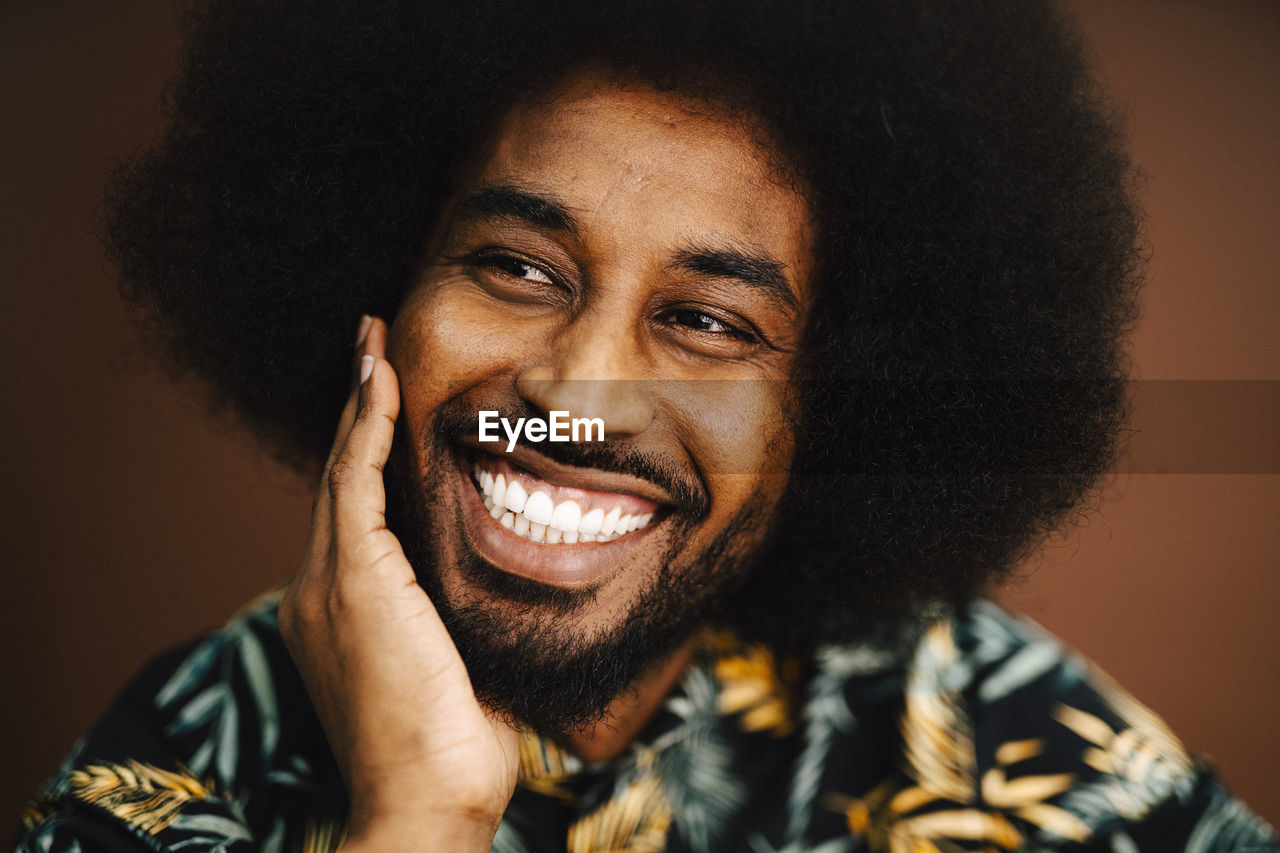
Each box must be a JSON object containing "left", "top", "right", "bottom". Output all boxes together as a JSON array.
[{"left": 381, "top": 412, "right": 766, "bottom": 734}]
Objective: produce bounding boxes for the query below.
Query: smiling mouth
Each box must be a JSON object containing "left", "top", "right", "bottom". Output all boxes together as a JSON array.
[{"left": 468, "top": 451, "right": 662, "bottom": 545}]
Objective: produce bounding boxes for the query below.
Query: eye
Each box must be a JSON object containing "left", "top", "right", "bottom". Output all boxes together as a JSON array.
[
  {"left": 486, "top": 255, "right": 554, "bottom": 285},
  {"left": 668, "top": 309, "right": 727, "bottom": 333},
  {"left": 457, "top": 250, "right": 571, "bottom": 306},
  {"left": 663, "top": 308, "right": 757, "bottom": 341}
]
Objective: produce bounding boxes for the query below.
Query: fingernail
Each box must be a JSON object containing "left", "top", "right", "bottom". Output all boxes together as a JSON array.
[
  {"left": 355, "top": 314, "right": 372, "bottom": 346},
  {"left": 359, "top": 355, "right": 375, "bottom": 384}
]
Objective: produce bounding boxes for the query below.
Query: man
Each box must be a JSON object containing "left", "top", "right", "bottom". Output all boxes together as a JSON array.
[{"left": 16, "top": 0, "right": 1278, "bottom": 850}]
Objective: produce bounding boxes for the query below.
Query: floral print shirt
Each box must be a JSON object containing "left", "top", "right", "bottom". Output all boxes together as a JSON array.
[{"left": 16, "top": 591, "right": 1278, "bottom": 852}]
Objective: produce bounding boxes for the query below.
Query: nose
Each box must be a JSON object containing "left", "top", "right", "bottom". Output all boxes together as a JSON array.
[{"left": 516, "top": 309, "right": 654, "bottom": 437}]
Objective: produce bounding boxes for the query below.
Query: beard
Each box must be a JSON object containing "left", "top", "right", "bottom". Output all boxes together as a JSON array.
[{"left": 383, "top": 401, "right": 771, "bottom": 740}]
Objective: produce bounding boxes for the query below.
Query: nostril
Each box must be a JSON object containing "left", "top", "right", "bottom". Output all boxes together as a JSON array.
[{"left": 515, "top": 377, "right": 655, "bottom": 438}]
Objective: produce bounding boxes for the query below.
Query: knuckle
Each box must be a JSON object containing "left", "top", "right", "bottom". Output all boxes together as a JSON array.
[
  {"left": 326, "top": 459, "right": 353, "bottom": 495},
  {"left": 353, "top": 384, "right": 372, "bottom": 421},
  {"left": 278, "top": 587, "right": 319, "bottom": 652},
  {"left": 323, "top": 583, "right": 351, "bottom": 624},
  {"left": 283, "top": 574, "right": 324, "bottom": 614}
]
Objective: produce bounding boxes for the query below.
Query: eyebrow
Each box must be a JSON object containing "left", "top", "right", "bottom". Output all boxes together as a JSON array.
[
  {"left": 453, "top": 184, "right": 578, "bottom": 236},
  {"left": 453, "top": 184, "right": 800, "bottom": 312},
  {"left": 671, "top": 246, "right": 799, "bottom": 313}
]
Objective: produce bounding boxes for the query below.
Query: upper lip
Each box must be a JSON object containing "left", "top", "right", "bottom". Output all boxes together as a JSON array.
[{"left": 458, "top": 438, "right": 676, "bottom": 507}]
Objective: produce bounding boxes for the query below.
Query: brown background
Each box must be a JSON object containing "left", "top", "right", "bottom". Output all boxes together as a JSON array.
[{"left": 2, "top": 0, "right": 1277, "bottom": 832}]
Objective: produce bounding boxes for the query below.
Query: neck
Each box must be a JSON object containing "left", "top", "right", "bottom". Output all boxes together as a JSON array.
[{"left": 565, "top": 637, "right": 697, "bottom": 763}]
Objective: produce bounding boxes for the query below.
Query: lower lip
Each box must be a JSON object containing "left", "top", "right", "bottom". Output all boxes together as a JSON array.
[{"left": 454, "top": 451, "right": 658, "bottom": 588}]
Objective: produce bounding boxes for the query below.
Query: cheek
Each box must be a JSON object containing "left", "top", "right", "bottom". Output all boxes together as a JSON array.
[
  {"left": 390, "top": 282, "right": 530, "bottom": 405},
  {"left": 672, "top": 381, "right": 795, "bottom": 513}
]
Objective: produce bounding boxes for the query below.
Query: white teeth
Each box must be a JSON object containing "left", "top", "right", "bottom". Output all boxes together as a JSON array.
[
  {"left": 491, "top": 473, "right": 507, "bottom": 511},
  {"left": 550, "top": 500, "right": 582, "bottom": 535},
  {"left": 601, "top": 507, "right": 621, "bottom": 536},
  {"left": 580, "top": 507, "right": 604, "bottom": 536},
  {"left": 472, "top": 458, "right": 660, "bottom": 546},
  {"left": 523, "top": 491, "right": 554, "bottom": 526},
  {"left": 503, "top": 480, "right": 527, "bottom": 513}
]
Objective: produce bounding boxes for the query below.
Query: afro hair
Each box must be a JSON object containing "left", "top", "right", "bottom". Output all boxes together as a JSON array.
[{"left": 105, "top": 0, "right": 1141, "bottom": 646}]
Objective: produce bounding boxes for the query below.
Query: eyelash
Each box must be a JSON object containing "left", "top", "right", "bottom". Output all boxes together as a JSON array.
[
  {"left": 660, "top": 307, "right": 759, "bottom": 343},
  {"left": 474, "top": 252, "right": 559, "bottom": 286}
]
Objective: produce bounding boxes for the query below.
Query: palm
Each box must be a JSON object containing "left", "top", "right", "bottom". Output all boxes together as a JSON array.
[{"left": 279, "top": 317, "right": 519, "bottom": 849}]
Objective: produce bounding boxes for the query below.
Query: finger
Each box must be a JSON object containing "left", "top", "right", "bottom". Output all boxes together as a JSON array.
[
  {"left": 299, "top": 315, "right": 382, "bottom": 575},
  {"left": 361, "top": 316, "right": 389, "bottom": 362},
  {"left": 313, "top": 316, "right": 388, "bottom": 526},
  {"left": 329, "top": 350, "right": 402, "bottom": 547},
  {"left": 333, "top": 316, "right": 392, "bottom": 457},
  {"left": 329, "top": 317, "right": 392, "bottom": 487},
  {"left": 324, "top": 315, "right": 379, "bottom": 475}
]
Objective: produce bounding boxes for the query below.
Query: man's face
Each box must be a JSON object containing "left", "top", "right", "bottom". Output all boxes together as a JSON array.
[{"left": 385, "top": 72, "right": 814, "bottom": 734}]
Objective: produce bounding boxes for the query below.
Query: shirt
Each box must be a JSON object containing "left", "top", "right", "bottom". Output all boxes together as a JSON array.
[{"left": 16, "top": 590, "right": 1279, "bottom": 852}]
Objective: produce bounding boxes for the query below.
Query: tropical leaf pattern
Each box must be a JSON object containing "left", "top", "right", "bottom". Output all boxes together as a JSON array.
[
  {"left": 567, "top": 750, "right": 672, "bottom": 853},
  {"left": 15, "top": 596, "right": 1279, "bottom": 851},
  {"left": 65, "top": 760, "right": 220, "bottom": 835}
]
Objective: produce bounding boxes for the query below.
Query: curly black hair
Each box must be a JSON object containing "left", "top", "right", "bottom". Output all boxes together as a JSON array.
[{"left": 105, "top": 0, "right": 1140, "bottom": 647}]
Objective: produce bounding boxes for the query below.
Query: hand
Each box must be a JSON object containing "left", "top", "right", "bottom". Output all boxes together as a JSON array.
[{"left": 278, "top": 316, "right": 520, "bottom": 851}]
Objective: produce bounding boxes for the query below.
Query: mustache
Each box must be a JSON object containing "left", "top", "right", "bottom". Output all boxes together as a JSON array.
[{"left": 430, "top": 399, "right": 711, "bottom": 519}]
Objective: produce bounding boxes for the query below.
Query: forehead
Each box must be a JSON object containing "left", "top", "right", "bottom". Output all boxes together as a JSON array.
[{"left": 460, "top": 74, "right": 815, "bottom": 301}]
